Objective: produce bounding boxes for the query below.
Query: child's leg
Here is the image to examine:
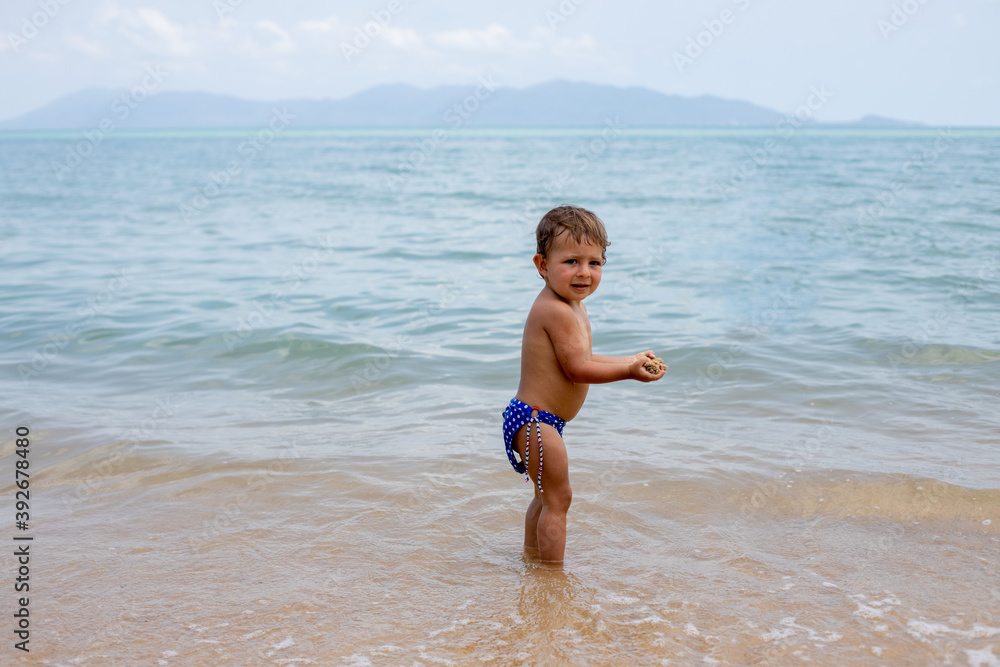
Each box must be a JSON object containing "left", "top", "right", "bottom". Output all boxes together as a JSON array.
[
  {"left": 522, "top": 494, "right": 542, "bottom": 556},
  {"left": 515, "top": 420, "right": 572, "bottom": 564}
]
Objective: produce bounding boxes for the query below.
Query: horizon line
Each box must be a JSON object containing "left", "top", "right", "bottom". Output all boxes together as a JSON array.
[{"left": 2, "top": 125, "right": 996, "bottom": 135}]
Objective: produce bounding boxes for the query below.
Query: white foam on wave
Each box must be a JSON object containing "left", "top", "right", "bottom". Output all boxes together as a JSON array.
[
  {"left": 627, "top": 615, "right": 666, "bottom": 625},
  {"left": 760, "top": 625, "right": 796, "bottom": 642},
  {"left": 907, "top": 621, "right": 1000, "bottom": 641},
  {"left": 606, "top": 593, "right": 639, "bottom": 605},
  {"left": 851, "top": 593, "right": 901, "bottom": 620},
  {"left": 854, "top": 603, "right": 886, "bottom": 619},
  {"left": 760, "top": 617, "right": 842, "bottom": 644},
  {"left": 415, "top": 643, "right": 459, "bottom": 666},
  {"left": 965, "top": 645, "right": 1000, "bottom": 667},
  {"left": 428, "top": 618, "right": 471, "bottom": 638}
]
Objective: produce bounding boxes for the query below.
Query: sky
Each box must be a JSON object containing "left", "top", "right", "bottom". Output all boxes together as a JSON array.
[{"left": 1, "top": 0, "right": 998, "bottom": 125}]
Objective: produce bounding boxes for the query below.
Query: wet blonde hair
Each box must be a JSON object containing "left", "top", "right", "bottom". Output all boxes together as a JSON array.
[{"left": 535, "top": 205, "right": 609, "bottom": 261}]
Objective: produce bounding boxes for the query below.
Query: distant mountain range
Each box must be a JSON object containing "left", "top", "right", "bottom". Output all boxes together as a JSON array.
[{"left": 0, "top": 80, "right": 920, "bottom": 130}]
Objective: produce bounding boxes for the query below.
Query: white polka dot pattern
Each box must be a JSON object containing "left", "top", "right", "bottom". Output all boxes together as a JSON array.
[{"left": 501, "top": 397, "right": 566, "bottom": 493}]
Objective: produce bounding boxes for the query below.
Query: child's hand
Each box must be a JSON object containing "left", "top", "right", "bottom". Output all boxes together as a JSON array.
[
  {"left": 629, "top": 352, "right": 667, "bottom": 382},
  {"left": 629, "top": 351, "right": 656, "bottom": 365}
]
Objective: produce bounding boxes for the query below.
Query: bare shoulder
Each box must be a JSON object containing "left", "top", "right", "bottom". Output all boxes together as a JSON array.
[{"left": 526, "top": 288, "right": 575, "bottom": 329}]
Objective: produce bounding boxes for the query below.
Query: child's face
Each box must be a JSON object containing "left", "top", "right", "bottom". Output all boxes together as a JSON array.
[{"left": 534, "top": 232, "right": 605, "bottom": 303}]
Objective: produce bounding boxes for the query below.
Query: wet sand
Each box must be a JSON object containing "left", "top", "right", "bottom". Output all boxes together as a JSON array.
[{"left": 23, "top": 447, "right": 1000, "bottom": 665}]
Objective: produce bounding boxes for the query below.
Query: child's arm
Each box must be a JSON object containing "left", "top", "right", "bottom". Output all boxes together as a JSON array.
[
  {"left": 591, "top": 354, "right": 632, "bottom": 364},
  {"left": 592, "top": 351, "right": 656, "bottom": 365},
  {"left": 546, "top": 308, "right": 662, "bottom": 384}
]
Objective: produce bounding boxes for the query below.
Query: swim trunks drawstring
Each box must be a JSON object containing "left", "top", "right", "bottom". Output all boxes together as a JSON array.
[
  {"left": 501, "top": 398, "right": 566, "bottom": 495},
  {"left": 526, "top": 408, "right": 544, "bottom": 493}
]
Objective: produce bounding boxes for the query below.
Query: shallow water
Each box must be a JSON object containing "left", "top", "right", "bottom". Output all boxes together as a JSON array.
[
  {"left": 25, "top": 451, "right": 1000, "bottom": 664},
  {"left": 2, "top": 127, "right": 999, "bottom": 664}
]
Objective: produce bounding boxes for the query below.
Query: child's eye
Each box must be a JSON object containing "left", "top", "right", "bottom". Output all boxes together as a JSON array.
[
  {"left": 566, "top": 259, "right": 577, "bottom": 264},
  {"left": 590, "top": 261, "right": 602, "bottom": 266}
]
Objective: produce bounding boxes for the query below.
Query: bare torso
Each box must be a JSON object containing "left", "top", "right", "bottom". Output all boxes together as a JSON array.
[{"left": 515, "top": 287, "right": 591, "bottom": 421}]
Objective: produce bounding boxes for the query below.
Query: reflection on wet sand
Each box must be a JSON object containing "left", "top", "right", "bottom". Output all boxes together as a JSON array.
[{"left": 20, "top": 451, "right": 999, "bottom": 664}]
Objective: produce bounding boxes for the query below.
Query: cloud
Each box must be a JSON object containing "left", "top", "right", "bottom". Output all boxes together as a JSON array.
[
  {"left": 382, "top": 26, "right": 422, "bottom": 49},
  {"left": 96, "top": 0, "right": 121, "bottom": 24},
  {"left": 431, "top": 23, "right": 537, "bottom": 54},
  {"left": 86, "top": 8, "right": 306, "bottom": 64},
  {"left": 133, "top": 7, "right": 195, "bottom": 57},
  {"left": 550, "top": 33, "right": 604, "bottom": 64},
  {"left": 255, "top": 19, "right": 296, "bottom": 54},
  {"left": 65, "top": 33, "right": 112, "bottom": 59},
  {"left": 297, "top": 16, "right": 344, "bottom": 33}
]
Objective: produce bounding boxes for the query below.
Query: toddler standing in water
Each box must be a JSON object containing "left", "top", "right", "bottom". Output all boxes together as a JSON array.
[{"left": 501, "top": 205, "right": 666, "bottom": 566}]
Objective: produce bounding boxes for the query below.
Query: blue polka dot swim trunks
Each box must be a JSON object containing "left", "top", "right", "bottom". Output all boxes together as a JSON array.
[{"left": 501, "top": 397, "right": 566, "bottom": 493}]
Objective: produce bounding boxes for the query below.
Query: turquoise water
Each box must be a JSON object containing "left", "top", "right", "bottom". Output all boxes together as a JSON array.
[
  {"left": 1, "top": 128, "right": 998, "bottom": 663},
  {"left": 3, "top": 128, "right": 997, "bottom": 476}
]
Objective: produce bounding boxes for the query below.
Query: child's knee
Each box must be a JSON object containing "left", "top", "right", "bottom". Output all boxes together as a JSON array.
[
  {"left": 562, "top": 488, "right": 573, "bottom": 511},
  {"left": 545, "top": 485, "right": 572, "bottom": 512}
]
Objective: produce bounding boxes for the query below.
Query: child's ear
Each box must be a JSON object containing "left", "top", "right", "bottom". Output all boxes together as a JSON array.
[{"left": 533, "top": 253, "right": 547, "bottom": 277}]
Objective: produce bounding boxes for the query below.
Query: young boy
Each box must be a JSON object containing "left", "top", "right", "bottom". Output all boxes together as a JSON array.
[{"left": 502, "top": 205, "right": 666, "bottom": 566}]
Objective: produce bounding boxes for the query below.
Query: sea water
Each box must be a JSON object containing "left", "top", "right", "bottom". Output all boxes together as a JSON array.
[{"left": 1, "top": 127, "right": 998, "bottom": 664}]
